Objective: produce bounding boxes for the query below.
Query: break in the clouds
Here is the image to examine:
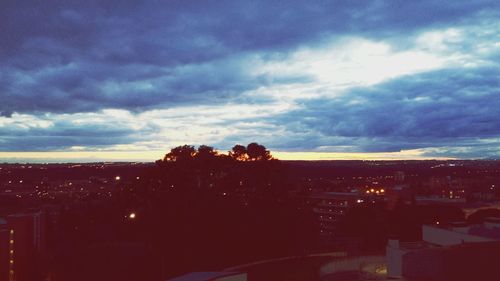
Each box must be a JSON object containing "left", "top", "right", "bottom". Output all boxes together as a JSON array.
[{"left": 1, "top": 0, "right": 500, "bottom": 160}]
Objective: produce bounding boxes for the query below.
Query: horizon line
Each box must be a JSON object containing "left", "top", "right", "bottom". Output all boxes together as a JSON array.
[{"left": 0, "top": 150, "right": 466, "bottom": 163}]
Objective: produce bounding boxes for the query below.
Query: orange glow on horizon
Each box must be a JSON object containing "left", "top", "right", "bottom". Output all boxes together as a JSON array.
[{"left": 0, "top": 149, "right": 455, "bottom": 162}]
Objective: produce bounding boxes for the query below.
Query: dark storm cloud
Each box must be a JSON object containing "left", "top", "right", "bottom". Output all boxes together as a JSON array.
[
  {"left": 0, "top": 118, "right": 155, "bottom": 151},
  {"left": 277, "top": 67, "right": 500, "bottom": 155},
  {"left": 1, "top": 0, "right": 498, "bottom": 115},
  {"left": 0, "top": 58, "right": 260, "bottom": 115}
]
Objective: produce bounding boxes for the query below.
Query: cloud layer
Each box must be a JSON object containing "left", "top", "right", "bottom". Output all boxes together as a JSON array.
[{"left": 1, "top": 1, "right": 500, "bottom": 159}]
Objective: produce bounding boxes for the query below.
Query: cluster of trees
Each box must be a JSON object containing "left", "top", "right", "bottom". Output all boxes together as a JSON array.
[
  {"left": 112, "top": 143, "right": 317, "bottom": 279},
  {"left": 229, "top": 143, "right": 272, "bottom": 161},
  {"left": 157, "top": 142, "right": 272, "bottom": 164},
  {"left": 151, "top": 143, "right": 280, "bottom": 195}
]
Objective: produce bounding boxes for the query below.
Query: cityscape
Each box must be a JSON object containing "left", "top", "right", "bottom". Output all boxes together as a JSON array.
[
  {"left": 2, "top": 145, "right": 500, "bottom": 280},
  {"left": 2, "top": 0, "right": 500, "bottom": 280}
]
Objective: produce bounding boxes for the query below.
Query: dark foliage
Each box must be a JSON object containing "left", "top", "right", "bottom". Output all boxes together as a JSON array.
[{"left": 95, "top": 143, "right": 317, "bottom": 279}]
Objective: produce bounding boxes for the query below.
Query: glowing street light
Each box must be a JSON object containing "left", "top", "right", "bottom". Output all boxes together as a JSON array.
[{"left": 129, "top": 212, "right": 136, "bottom": 219}]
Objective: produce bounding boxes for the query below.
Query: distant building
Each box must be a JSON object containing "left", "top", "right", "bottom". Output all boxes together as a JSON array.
[
  {"left": 0, "top": 218, "right": 10, "bottom": 281},
  {"left": 0, "top": 211, "right": 46, "bottom": 281},
  {"left": 306, "top": 191, "right": 373, "bottom": 248},
  {"left": 394, "top": 171, "right": 405, "bottom": 183},
  {"left": 387, "top": 218, "right": 500, "bottom": 280}
]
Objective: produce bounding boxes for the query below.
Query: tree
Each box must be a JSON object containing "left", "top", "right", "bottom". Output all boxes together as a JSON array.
[
  {"left": 196, "top": 145, "right": 217, "bottom": 159},
  {"left": 229, "top": 144, "right": 248, "bottom": 161},
  {"left": 163, "top": 145, "right": 196, "bottom": 162},
  {"left": 246, "top": 142, "right": 271, "bottom": 161}
]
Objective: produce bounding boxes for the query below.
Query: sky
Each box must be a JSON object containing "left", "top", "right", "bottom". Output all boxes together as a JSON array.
[{"left": 1, "top": 0, "right": 499, "bottom": 162}]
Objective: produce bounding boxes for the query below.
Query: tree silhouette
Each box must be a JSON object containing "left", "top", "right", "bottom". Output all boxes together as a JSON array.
[
  {"left": 163, "top": 145, "right": 196, "bottom": 162},
  {"left": 246, "top": 142, "right": 271, "bottom": 161},
  {"left": 229, "top": 144, "right": 248, "bottom": 161},
  {"left": 229, "top": 143, "right": 272, "bottom": 161},
  {"left": 196, "top": 145, "right": 217, "bottom": 159}
]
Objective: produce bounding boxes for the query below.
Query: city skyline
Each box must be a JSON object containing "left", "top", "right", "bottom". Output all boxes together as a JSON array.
[{"left": 1, "top": 1, "right": 499, "bottom": 162}]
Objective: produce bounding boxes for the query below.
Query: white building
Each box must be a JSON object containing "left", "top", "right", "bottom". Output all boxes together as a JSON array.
[{"left": 387, "top": 218, "right": 500, "bottom": 280}]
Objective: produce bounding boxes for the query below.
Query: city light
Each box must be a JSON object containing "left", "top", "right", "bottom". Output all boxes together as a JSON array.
[
  {"left": 115, "top": 176, "right": 121, "bottom": 180},
  {"left": 129, "top": 212, "right": 136, "bottom": 219}
]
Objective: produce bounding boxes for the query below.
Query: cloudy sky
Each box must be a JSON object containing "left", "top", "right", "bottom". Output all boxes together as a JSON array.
[{"left": 1, "top": 0, "right": 499, "bottom": 162}]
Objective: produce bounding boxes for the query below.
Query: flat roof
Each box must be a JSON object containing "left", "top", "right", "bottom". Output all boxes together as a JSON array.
[{"left": 167, "top": 271, "right": 244, "bottom": 281}]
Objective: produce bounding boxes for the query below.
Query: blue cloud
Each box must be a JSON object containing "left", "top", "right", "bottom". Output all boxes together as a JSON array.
[
  {"left": 1, "top": 0, "right": 500, "bottom": 158},
  {"left": 1, "top": 0, "right": 498, "bottom": 116},
  {"left": 275, "top": 66, "right": 500, "bottom": 155},
  {"left": 0, "top": 117, "right": 153, "bottom": 151}
]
